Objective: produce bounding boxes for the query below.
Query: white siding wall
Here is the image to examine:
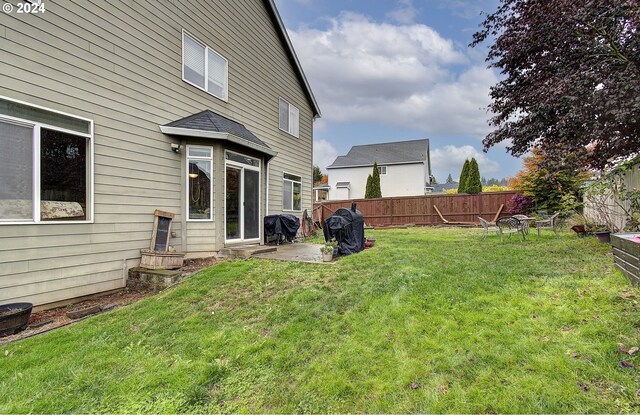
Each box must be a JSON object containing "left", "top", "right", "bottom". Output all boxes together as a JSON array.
[
  {"left": 328, "top": 163, "right": 426, "bottom": 200},
  {"left": 0, "top": 0, "right": 315, "bottom": 306}
]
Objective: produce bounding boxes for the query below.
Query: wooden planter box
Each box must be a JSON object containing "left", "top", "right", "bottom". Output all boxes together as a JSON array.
[
  {"left": 611, "top": 233, "right": 640, "bottom": 285},
  {"left": 140, "top": 249, "right": 185, "bottom": 270}
]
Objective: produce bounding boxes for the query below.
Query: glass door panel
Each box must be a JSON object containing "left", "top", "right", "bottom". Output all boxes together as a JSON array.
[
  {"left": 225, "top": 166, "right": 241, "bottom": 239},
  {"left": 243, "top": 169, "right": 260, "bottom": 240}
]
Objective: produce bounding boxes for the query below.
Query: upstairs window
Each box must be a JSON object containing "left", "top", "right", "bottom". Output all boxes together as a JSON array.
[
  {"left": 378, "top": 166, "right": 387, "bottom": 175},
  {"left": 283, "top": 173, "right": 301, "bottom": 211},
  {"left": 279, "top": 98, "right": 299, "bottom": 137},
  {"left": 182, "top": 30, "right": 228, "bottom": 101}
]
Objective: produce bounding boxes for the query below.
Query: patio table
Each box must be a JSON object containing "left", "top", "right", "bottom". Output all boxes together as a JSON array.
[{"left": 513, "top": 215, "right": 535, "bottom": 235}]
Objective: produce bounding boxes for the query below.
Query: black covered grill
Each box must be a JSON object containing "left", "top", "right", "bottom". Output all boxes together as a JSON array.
[
  {"left": 264, "top": 214, "right": 300, "bottom": 244},
  {"left": 322, "top": 203, "right": 365, "bottom": 256}
]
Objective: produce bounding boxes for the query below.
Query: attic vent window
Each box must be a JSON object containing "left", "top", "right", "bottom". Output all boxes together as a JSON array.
[
  {"left": 279, "top": 98, "right": 299, "bottom": 138},
  {"left": 182, "top": 30, "right": 228, "bottom": 101}
]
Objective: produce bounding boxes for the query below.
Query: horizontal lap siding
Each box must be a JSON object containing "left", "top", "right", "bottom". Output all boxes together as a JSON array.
[{"left": 0, "top": 0, "right": 315, "bottom": 306}]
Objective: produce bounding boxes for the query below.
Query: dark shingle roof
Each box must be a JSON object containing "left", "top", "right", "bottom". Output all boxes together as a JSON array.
[
  {"left": 164, "top": 110, "right": 271, "bottom": 150},
  {"left": 335, "top": 182, "right": 350, "bottom": 188},
  {"left": 327, "top": 139, "right": 429, "bottom": 168}
]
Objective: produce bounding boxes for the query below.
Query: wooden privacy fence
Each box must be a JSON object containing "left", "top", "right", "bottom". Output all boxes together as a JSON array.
[{"left": 313, "top": 191, "right": 519, "bottom": 227}]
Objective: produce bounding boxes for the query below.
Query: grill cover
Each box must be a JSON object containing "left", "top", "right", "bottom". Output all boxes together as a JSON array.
[
  {"left": 322, "top": 205, "right": 365, "bottom": 255},
  {"left": 264, "top": 214, "right": 300, "bottom": 241}
]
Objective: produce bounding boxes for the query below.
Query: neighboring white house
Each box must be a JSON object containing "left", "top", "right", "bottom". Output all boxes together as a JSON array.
[{"left": 325, "top": 139, "right": 433, "bottom": 200}]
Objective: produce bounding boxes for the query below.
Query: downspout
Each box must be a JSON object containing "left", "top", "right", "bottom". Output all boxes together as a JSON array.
[
  {"left": 265, "top": 158, "right": 270, "bottom": 216},
  {"left": 426, "top": 140, "right": 432, "bottom": 184}
]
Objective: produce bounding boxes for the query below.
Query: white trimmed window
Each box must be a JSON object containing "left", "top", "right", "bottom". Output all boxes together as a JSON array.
[
  {"left": 283, "top": 173, "right": 302, "bottom": 211},
  {"left": 279, "top": 98, "right": 299, "bottom": 137},
  {"left": 182, "top": 30, "right": 228, "bottom": 101},
  {"left": 0, "top": 97, "right": 93, "bottom": 223},
  {"left": 187, "top": 146, "right": 213, "bottom": 221},
  {"left": 378, "top": 166, "right": 387, "bottom": 175}
]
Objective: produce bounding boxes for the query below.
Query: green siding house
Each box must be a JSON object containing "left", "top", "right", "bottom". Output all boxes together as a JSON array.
[{"left": 0, "top": 0, "right": 320, "bottom": 307}]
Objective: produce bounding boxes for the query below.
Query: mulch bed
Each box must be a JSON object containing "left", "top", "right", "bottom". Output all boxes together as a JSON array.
[{"left": 0, "top": 256, "right": 220, "bottom": 345}]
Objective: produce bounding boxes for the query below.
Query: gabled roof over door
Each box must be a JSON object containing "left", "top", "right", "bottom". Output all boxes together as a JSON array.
[{"left": 160, "top": 110, "right": 277, "bottom": 158}]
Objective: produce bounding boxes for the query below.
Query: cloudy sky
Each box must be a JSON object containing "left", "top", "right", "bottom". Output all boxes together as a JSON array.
[{"left": 275, "top": 0, "right": 523, "bottom": 182}]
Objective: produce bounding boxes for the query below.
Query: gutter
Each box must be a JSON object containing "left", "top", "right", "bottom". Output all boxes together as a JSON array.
[{"left": 159, "top": 126, "right": 278, "bottom": 158}]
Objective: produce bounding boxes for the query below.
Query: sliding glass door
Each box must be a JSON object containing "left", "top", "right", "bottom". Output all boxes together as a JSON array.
[{"left": 225, "top": 151, "right": 260, "bottom": 242}]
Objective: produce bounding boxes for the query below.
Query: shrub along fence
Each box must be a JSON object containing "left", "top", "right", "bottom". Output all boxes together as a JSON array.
[{"left": 313, "top": 191, "right": 519, "bottom": 227}]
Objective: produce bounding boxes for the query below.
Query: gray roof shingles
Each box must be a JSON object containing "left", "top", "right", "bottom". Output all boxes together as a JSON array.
[
  {"left": 328, "top": 139, "right": 428, "bottom": 168},
  {"left": 164, "top": 110, "right": 271, "bottom": 150}
]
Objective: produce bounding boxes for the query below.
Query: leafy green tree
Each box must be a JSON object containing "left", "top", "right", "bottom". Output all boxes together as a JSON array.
[
  {"left": 364, "top": 174, "right": 374, "bottom": 199},
  {"left": 370, "top": 162, "right": 382, "bottom": 198},
  {"left": 510, "top": 147, "right": 590, "bottom": 212},
  {"left": 312, "top": 165, "right": 323, "bottom": 183},
  {"left": 466, "top": 158, "right": 483, "bottom": 194},
  {"left": 458, "top": 160, "right": 470, "bottom": 193}
]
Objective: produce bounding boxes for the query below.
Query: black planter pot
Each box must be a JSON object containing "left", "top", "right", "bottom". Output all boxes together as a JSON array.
[
  {"left": 594, "top": 231, "right": 611, "bottom": 243},
  {"left": 0, "top": 302, "right": 33, "bottom": 337}
]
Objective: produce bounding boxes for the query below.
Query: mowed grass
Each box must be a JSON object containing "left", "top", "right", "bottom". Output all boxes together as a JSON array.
[{"left": 1, "top": 228, "right": 639, "bottom": 413}]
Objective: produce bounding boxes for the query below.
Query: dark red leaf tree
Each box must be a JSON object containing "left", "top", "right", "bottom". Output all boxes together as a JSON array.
[{"left": 472, "top": 0, "right": 640, "bottom": 169}]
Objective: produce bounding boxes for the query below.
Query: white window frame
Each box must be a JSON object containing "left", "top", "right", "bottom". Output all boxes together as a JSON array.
[
  {"left": 283, "top": 172, "right": 302, "bottom": 212},
  {"left": 0, "top": 95, "right": 94, "bottom": 225},
  {"left": 378, "top": 166, "right": 387, "bottom": 175},
  {"left": 186, "top": 145, "right": 214, "bottom": 222},
  {"left": 279, "top": 98, "right": 299, "bottom": 138},
  {"left": 224, "top": 150, "right": 261, "bottom": 243},
  {"left": 182, "top": 29, "right": 229, "bottom": 102}
]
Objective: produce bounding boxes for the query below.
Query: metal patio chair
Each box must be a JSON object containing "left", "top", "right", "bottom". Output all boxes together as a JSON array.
[
  {"left": 535, "top": 212, "right": 561, "bottom": 236},
  {"left": 496, "top": 216, "right": 526, "bottom": 242},
  {"left": 478, "top": 217, "right": 499, "bottom": 239}
]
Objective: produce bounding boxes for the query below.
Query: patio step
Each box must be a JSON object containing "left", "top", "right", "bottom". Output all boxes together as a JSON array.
[
  {"left": 220, "top": 245, "right": 277, "bottom": 259},
  {"left": 127, "top": 267, "right": 183, "bottom": 292}
]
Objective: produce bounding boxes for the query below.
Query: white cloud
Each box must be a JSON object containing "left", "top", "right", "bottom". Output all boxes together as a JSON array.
[
  {"left": 430, "top": 145, "right": 500, "bottom": 181},
  {"left": 387, "top": 0, "right": 419, "bottom": 24},
  {"left": 313, "top": 138, "right": 338, "bottom": 171},
  {"left": 288, "top": 13, "right": 497, "bottom": 138}
]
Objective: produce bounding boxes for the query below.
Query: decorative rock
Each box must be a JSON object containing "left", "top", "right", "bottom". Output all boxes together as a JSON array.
[
  {"left": 28, "top": 318, "right": 54, "bottom": 329},
  {"left": 100, "top": 304, "right": 116, "bottom": 312},
  {"left": 66, "top": 304, "right": 102, "bottom": 320}
]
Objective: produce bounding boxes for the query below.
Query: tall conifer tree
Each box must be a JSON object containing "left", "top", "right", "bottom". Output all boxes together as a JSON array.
[
  {"left": 458, "top": 160, "right": 470, "bottom": 193},
  {"left": 466, "top": 158, "right": 483, "bottom": 194},
  {"left": 371, "top": 162, "right": 382, "bottom": 198}
]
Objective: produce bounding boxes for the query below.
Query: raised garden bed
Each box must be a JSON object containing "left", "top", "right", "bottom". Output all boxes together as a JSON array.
[
  {"left": 611, "top": 233, "right": 640, "bottom": 285},
  {"left": 140, "top": 249, "right": 185, "bottom": 269}
]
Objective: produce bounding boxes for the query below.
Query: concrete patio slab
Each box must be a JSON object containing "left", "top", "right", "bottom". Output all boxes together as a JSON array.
[{"left": 252, "top": 243, "right": 327, "bottom": 264}]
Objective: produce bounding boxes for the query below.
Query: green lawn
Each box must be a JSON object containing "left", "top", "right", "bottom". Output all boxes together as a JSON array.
[{"left": 1, "top": 228, "right": 639, "bottom": 413}]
